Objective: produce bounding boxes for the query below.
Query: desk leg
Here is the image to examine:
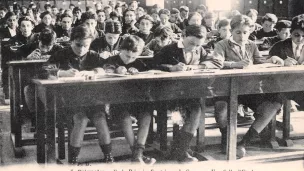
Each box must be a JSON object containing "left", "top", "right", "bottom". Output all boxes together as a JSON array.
[
  {"left": 196, "top": 98, "right": 205, "bottom": 153},
  {"left": 283, "top": 100, "right": 293, "bottom": 147},
  {"left": 227, "top": 78, "right": 238, "bottom": 160},
  {"left": 46, "top": 91, "right": 57, "bottom": 163},
  {"left": 268, "top": 116, "right": 279, "bottom": 149},
  {"left": 158, "top": 103, "right": 168, "bottom": 151},
  {"left": 36, "top": 85, "right": 46, "bottom": 164}
]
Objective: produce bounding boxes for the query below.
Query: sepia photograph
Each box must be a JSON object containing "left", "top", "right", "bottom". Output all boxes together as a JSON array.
[{"left": 0, "top": 0, "right": 303, "bottom": 171}]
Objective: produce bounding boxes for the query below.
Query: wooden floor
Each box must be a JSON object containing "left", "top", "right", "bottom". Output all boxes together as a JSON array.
[{"left": 0, "top": 101, "right": 303, "bottom": 170}]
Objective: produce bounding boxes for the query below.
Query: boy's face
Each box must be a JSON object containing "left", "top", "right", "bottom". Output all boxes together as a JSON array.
[
  {"left": 151, "top": 13, "right": 159, "bottom": 22},
  {"left": 180, "top": 10, "right": 189, "bottom": 19},
  {"left": 129, "top": 3, "right": 137, "bottom": 10},
  {"left": 20, "top": 20, "right": 34, "bottom": 37},
  {"left": 71, "top": 38, "right": 92, "bottom": 56},
  {"left": 116, "top": 7, "right": 122, "bottom": 14},
  {"left": 52, "top": 8, "right": 59, "bottom": 15},
  {"left": 61, "top": 17, "right": 72, "bottom": 30},
  {"left": 95, "top": 3, "right": 102, "bottom": 10},
  {"left": 39, "top": 42, "right": 54, "bottom": 53},
  {"left": 7, "top": 16, "right": 17, "bottom": 28},
  {"left": 136, "top": 10, "right": 144, "bottom": 19},
  {"left": 262, "top": 21, "right": 275, "bottom": 33},
  {"left": 46, "top": 7, "right": 52, "bottom": 13},
  {"left": 105, "top": 33, "right": 120, "bottom": 45},
  {"left": 159, "top": 14, "right": 169, "bottom": 25},
  {"left": 0, "top": 10, "right": 6, "bottom": 18},
  {"left": 120, "top": 50, "right": 141, "bottom": 64},
  {"left": 97, "top": 12, "right": 106, "bottom": 22},
  {"left": 188, "top": 15, "right": 202, "bottom": 26},
  {"left": 125, "top": 11, "right": 135, "bottom": 23},
  {"left": 42, "top": 14, "right": 53, "bottom": 26},
  {"left": 84, "top": 19, "right": 97, "bottom": 32},
  {"left": 196, "top": 9, "right": 205, "bottom": 18},
  {"left": 277, "top": 28, "right": 290, "bottom": 40},
  {"left": 169, "top": 14, "right": 178, "bottom": 23},
  {"left": 231, "top": 25, "right": 251, "bottom": 45},
  {"left": 204, "top": 17, "right": 214, "bottom": 28},
  {"left": 139, "top": 19, "right": 152, "bottom": 34},
  {"left": 183, "top": 36, "right": 205, "bottom": 52},
  {"left": 74, "top": 10, "right": 82, "bottom": 18},
  {"left": 105, "top": 8, "right": 112, "bottom": 17},
  {"left": 219, "top": 25, "right": 231, "bottom": 39},
  {"left": 291, "top": 29, "right": 304, "bottom": 45}
]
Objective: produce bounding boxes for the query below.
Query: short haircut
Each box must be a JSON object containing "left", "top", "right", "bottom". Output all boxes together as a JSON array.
[
  {"left": 105, "top": 20, "right": 122, "bottom": 34},
  {"left": 69, "top": 4, "right": 75, "bottom": 8},
  {"left": 129, "top": 1, "right": 138, "bottom": 5},
  {"left": 86, "top": 6, "right": 94, "bottom": 12},
  {"left": 51, "top": 5, "right": 57, "bottom": 9},
  {"left": 18, "top": 16, "right": 35, "bottom": 26},
  {"left": 275, "top": 20, "right": 291, "bottom": 31},
  {"left": 196, "top": 4, "right": 207, "bottom": 11},
  {"left": 291, "top": 14, "right": 304, "bottom": 33},
  {"left": 123, "top": 9, "right": 135, "bottom": 18},
  {"left": 230, "top": 14, "right": 253, "bottom": 30},
  {"left": 185, "top": 25, "right": 207, "bottom": 39},
  {"left": 4, "top": 12, "right": 16, "bottom": 21},
  {"left": 115, "top": 4, "right": 122, "bottom": 9},
  {"left": 81, "top": 11, "right": 97, "bottom": 23},
  {"left": 204, "top": 12, "right": 214, "bottom": 19},
  {"left": 60, "top": 13, "right": 73, "bottom": 21},
  {"left": 70, "top": 25, "right": 94, "bottom": 41},
  {"left": 110, "top": 11, "right": 119, "bottom": 18},
  {"left": 217, "top": 18, "right": 230, "bottom": 29},
  {"left": 158, "top": 9, "right": 170, "bottom": 16},
  {"left": 246, "top": 9, "right": 258, "bottom": 16},
  {"left": 137, "top": 7, "right": 145, "bottom": 12},
  {"left": 188, "top": 12, "right": 202, "bottom": 21},
  {"left": 96, "top": 10, "right": 105, "bottom": 15},
  {"left": 120, "top": 35, "right": 145, "bottom": 52},
  {"left": 154, "top": 26, "right": 173, "bottom": 40},
  {"left": 170, "top": 8, "right": 180, "bottom": 15},
  {"left": 44, "top": 4, "right": 51, "bottom": 10},
  {"left": 104, "top": 5, "right": 112, "bottom": 10},
  {"left": 39, "top": 28, "right": 57, "bottom": 45},
  {"left": 262, "top": 13, "right": 278, "bottom": 24},
  {"left": 137, "top": 14, "right": 154, "bottom": 24},
  {"left": 0, "top": 6, "right": 8, "bottom": 12},
  {"left": 72, "top": 7, "right": 81, "bottom": 14},
  {"left": 180, "top": 6, "right": 189, "bottom": 12},
  {"left": 40, "top": 11, "right": 53, "bottom": 20}
]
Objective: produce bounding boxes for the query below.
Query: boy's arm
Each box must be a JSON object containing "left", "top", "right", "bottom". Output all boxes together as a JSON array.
[
  {"left": 212, "top": 42, "right": 227, "bottom": 68},
  {"left": 252, "top": 43, "right": 267, "bottom": 64},
  {"left": 199, "top": 47, "right": 223, "bottom": 69}
]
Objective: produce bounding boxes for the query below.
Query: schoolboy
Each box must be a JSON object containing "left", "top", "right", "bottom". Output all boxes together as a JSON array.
[
  {"left": 46, "top": 25, "right": 113, "bottom": 164},
  {"left": 135, "top": 14, "right": 154, "bottom": 44},
  {"left": 253, "top": 13, "right": 278, "bottom": 40},
  {"left": 55, "top": 13, "right": 73, "bottom": 38},
  {"left": 154, "top": 25, "right": 221, "bottom": 162},
  {"left": 81, "top": 11, "right": 104, "bottom": 39},
  {"left": 103, "top": 35, "right": 156, "bottom": 165}
]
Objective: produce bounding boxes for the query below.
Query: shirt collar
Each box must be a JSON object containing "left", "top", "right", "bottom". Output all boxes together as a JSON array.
[
  {"left": 229, "top": 37, "right": 249, "bottom": 47},
  {"left": 177, "top": 40, "right": 184, "bottom": 49},
  {"left": 292, "top": 40, "right": 304, "bottom": 49}
]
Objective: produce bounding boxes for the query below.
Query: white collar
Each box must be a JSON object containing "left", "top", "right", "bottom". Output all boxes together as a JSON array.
[
  {"left": 229, "top": 37, "right": 249, "bottom": 47},
  {"left": 177, "top": 40, "right": 184, "bottom": 49},
  {"left": 292, "top": 41, "right": 304, "bottom": 49}
]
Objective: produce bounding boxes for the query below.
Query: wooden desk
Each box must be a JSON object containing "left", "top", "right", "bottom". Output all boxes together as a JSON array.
[
  {"left": 8, "top": 60, "right": 47, "bottom": 156},
  {"left": 33, "top": 65, "right": 304, "bottom": 164}
]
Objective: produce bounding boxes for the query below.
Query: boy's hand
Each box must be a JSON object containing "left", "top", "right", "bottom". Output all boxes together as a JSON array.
[
  {"left": 284, "top": 57, "right": 298, "bottom": 66},
  {"left": 99, "top": 51, "right": 112, "bottom": 59},
  {"left": 231, "top": 60, "right": 250, "bottom": 69},
  {"left": 93, "top": 68, "right": 106, "bottom": 75},
  {"left": 270, "top": 56, "right": 284, "bottom": 66},
  {"left": 170, "top": 62, "right": 188, "bottom": 72},
  {"left": 27, "top": 49, "right": 41, "bottom": 60},
  {"left": 128, "top": 67, "right": 139, "bottom": 75},
  {"left": 116, "top": 66, "right": 128, "bottom": 74}
]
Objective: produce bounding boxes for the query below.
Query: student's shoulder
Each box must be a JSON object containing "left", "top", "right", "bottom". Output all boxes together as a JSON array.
[{"left": 272, "top": 38, "right": 291, "bottom": 48}]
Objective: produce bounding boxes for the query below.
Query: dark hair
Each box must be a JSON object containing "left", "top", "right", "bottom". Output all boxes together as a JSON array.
[
  {"left": 137, "top": 14, "right": 154, "bottom": 24},
  {"left": 0, "top": 6, "right": 8, "bottom": 12},
  {"left": 70, "top": 25, "right": 94, "bottom": 41},
  {"left": 44, "top": 4, "right": 51, "bottom": 10},
  {"left": 185, "top": 25, "right": 207, "bottom": 39},
  {"left": 4, "top": 12, "right": 16, "bottom": 21},
  {"left": 110, "top": 11, "right": 119, "bottom": 19},
  {"left": 69, "top": 4, "right": 75, "bottom": 8},
  {"left": 51, "top": 5, "right": 57, "bottom": 9},
  {"left": 86, "top": 6, "right": 94, "bottom": 12},
  {"left": 81, "top": 11, "right": 97, "bottom": 23},
  {"left": 196, "top": 4, "right": 207, "bottom": 11},
  {"left": 246, "top": 9, "right": 258, "bottom": 16},
  {"left": 170, "top": 8, "right": 180, "bottom": 15},
  {"left": 262, "top": 13, "right": 278, "bottom": 24},
  {"left": 105, "top": 20, "right": 122, "bottom": 34},
  {"left": 158, "top": 9, "right": 170, "bottom": 16},
  {"left": 291, "top": 14, "right": 304, "bottom": 33},
  {"left": 104, "top": 5, "right": 112, "bottom": 10},
  {"left": 154, "top": 26, "right": 173, "bottom": 40},
  {"left": 72, "top": 7, "right": 81, "bottom": 14},
  {"left": 18, "top": 16, "right": 35, "bottom": 26},
  {"left": 115, "top": 3, "right": 122, "bottom": 9},
  {"left": 217, "top": 18, "right": 230, "bottom": 29},
  {"left": 120, "top": 35, "right": 145, "bottom": 52},
  {"left": 275, "top": 20, "right": 291, "bottom": 31},
  {"left": 39, "top": 28, "right": 56, "bottom": 45},
  {"left": 96, "top": 10, "right": 105, "bottom": 14},
  {"left": 40, "top": 11, "right": 53, "bottom": 20},
  {"left": 60, "top": 13, "right": 72, "bottom": 21},
  {"left": 179, "top": 6, "right": 189, "bottom": 12}
]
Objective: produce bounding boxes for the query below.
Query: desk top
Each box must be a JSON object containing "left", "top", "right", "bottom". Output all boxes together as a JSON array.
[
  {"left": 8, "top": 59, "right": 48, "bottom": 65},
  {"left": 32, "top": 64, "right": 304, "bottom": 87}
]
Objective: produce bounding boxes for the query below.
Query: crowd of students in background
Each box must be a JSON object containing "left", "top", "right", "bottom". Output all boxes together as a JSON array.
[{"left": 1, "top": 0, "right": 304, "bottom": 166}]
